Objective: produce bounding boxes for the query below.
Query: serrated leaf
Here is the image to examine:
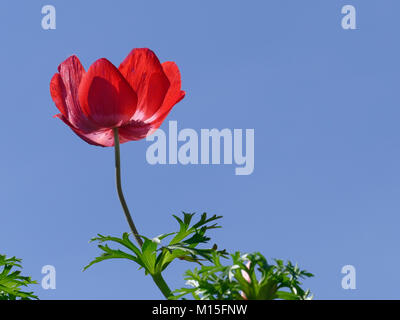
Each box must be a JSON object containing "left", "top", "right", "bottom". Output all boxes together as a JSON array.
[
  {"left": 140, "top": 239, "right": 158, "bottom": 274},
  {"left": 83, "top": 245, "right": 145, "bottom": 272},
  {"left": 0, "top": 254, "right": 38, "bottom": 300}
]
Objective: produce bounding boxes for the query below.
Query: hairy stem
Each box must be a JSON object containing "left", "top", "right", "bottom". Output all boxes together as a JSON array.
[
  {"left": 113, "top": 127, "right": 173, "bottom": 299},
  {"left": 113, "top": 127, "right": 143, "bottom": 247}
]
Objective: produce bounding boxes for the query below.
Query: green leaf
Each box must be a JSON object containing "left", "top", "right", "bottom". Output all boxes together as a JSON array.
[
  {"left": 140, "top": 238, "right": 158, "bottom": 274},
  {"left": 90, "top": 233, "right": 141, "bottom": 257},
  {"left": 83, "top": 244, "right": 145, "bottom": 271},
  {"left": 0, "top": 254, "right": 38, "bottom": 300},
  {"left": 169, "top": 212, "right": 222, "bottom": 246},
  {"left": 276, "top": 291, "right": 300, "bottom": 300},
  {"left": 174, "top": 251, "right": 313, "bottom": 300},
  {"left": 84, "top": 233, "right": 147, "bottom": 273},
  {"left": 155, "top": 212, "right": 224, "bottom": 272},
  {"left": 85, "top": 213, "right": 225, "bottom": 280}
]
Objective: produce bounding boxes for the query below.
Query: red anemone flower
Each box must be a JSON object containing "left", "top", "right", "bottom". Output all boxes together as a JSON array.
[{"left": 50, "top": 48, "right": 185, "bottom": 147}]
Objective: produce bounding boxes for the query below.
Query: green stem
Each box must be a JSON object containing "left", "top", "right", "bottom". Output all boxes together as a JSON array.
[
  {"left": 152, "top": 273, "right": 173, "bottom": 299},
  {"left": 112, "top": 128, "right": 173, "bottom": 299}
]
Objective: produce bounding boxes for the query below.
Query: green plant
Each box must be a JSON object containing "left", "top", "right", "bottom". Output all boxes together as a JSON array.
[
  {"left": 85, "top": 212, "right": 313, "bottom": 300},
  {"left": 0, "top": 255, "right": 38, "bottom": 300},
  {"left": 173, "top": 251, "right": 314, "bottom": 300},
  {"left": 84, "top": 212, "right": 226, "bottom": 298}
]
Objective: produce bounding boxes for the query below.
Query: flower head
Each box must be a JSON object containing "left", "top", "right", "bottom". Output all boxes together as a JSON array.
[{"left": 50, "top": 48, "right": 185, "bottom": 146}]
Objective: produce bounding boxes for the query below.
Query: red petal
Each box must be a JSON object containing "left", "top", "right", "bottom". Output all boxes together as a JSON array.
[
  {"left": 78, "top": 58, "right": 137, "bottom": 128},
  {"left": 121, "top": 61, "right": 185, "bottom": 141},
  {"left": 146, "top": 61, "right": 185, "bottom": 127},
  {"left": 118, "top": 120, "right": 153, "bottom": 142},
  {"left": 56, "top": 114, "right": 115, "bottom": 147},
  {"left": 50, "top": 55, "right": 99, "bottom": 133},
  {"left": 50, "top": 73, "right": 68, "bottom": 117},
  {"left": 118, "top": 48, "right": 170, "bottom": 122}
]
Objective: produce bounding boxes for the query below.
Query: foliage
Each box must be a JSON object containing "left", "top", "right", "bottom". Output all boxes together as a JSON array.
[
  {"left": 0, "top": 255, "right": 38, "bottom": 300},
  {"left": 85, "top": 212, "right": 314, "bottom": 300},
  {"left": 84, "top": 212, "right": 225, "bottom": 277},
  {"left": 173, "top": 251, "right": 314, "bottom": 300}
]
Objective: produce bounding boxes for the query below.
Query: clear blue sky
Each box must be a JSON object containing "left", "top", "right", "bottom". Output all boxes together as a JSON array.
[{"left": 1, "top": 0, "right": 399, "bottom": 299}]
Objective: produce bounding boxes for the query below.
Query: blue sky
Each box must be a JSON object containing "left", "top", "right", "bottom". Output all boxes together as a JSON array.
[{"left": 1, "top": 0, "right": 399, "bottom": 299}]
